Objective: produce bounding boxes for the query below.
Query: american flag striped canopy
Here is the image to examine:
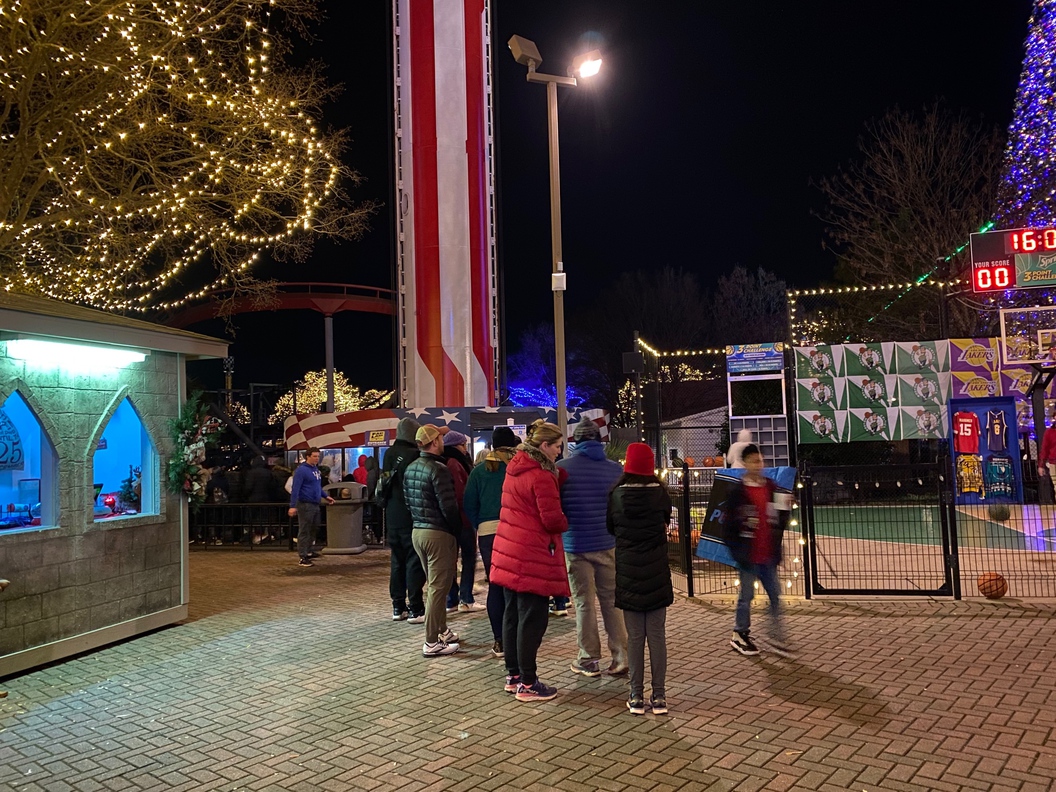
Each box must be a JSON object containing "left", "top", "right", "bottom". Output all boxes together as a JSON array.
[{"left": 283, "top": 406, "right": 610, "bottom": 450}]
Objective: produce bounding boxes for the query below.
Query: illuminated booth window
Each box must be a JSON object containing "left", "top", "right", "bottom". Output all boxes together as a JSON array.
[
  {"left": 0, "top": 392, "right": 58, "bottom": 531},
  {"left": 92, "top": 398, "right": 157, "bottom": 521}
]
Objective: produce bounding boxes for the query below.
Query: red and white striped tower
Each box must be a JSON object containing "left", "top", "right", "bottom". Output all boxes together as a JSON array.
[{"left": 392, "top": 0, "right": 499, "bottom": 407}]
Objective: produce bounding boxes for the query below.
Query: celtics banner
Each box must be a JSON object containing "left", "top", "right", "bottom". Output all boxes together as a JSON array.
[
  {"left": 795, "top": 341, "right": 950, "bottom": 443},
  {"left": 795, "top": 337, "right": 1056, "bottom": 444}
]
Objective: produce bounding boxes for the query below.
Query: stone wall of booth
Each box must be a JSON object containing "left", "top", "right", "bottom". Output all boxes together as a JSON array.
[{"left": 0, "top": 343, "right": 183, "bottom": 659}]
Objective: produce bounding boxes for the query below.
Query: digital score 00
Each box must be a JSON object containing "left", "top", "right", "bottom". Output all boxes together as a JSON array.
[{"left": 969, "top": 227, "right": 1056, "bottom": 293}]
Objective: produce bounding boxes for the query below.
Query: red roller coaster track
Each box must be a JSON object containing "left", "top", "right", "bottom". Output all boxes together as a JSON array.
[{"left": 163, "top": 282, "right": 396, "bottom": 328}]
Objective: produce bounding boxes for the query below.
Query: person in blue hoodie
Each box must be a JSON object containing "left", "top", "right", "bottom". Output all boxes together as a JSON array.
[{"left": 556, "top": 416, "right": 628, "bottom": 677}]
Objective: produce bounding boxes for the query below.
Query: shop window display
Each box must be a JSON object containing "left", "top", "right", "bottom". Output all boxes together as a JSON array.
[
  {"left": 92, "top": 398, "right": 157, "bottom": 520},
  {"left": 0, "top": 391, "right": 58, "bottom": 531}
]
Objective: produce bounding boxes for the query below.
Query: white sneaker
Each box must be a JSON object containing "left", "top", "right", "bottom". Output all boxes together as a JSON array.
[
  {"left": 407, "top": 613, "right": 425, "bottom": 624},
  {"left": 439, "top": 627, "right": 460, "bottom": 644},
  {"left": 422, "top": 640, "right": 459, "bottom": 656},
  {"left": 458, "top": 601, "right": 486, "bottom": 612}
]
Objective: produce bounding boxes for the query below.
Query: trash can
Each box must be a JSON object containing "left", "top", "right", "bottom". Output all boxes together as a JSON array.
[{"left": 322, "top": 483, "right": 368, "bottom": 554}]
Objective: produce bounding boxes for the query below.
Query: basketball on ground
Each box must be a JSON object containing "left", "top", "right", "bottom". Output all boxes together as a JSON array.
[
  {"left": 977, "top": 572, "right": 1008, "bottom": 599},
  {"left": 988, "top": 503, "right": 1011, "bottom": 522}
]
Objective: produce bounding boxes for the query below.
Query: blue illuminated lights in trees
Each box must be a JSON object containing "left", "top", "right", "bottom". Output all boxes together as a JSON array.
[
  {"left": 507, "top": 383, "right": 589, "bottom": 410},
  {"left": 997, "top": 0, "right": 1056, "bottom": 227}
]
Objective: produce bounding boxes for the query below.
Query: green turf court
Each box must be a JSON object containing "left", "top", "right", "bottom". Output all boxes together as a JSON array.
[{"left": 810, "top": 504, "right": 1045, "bottom": 549}]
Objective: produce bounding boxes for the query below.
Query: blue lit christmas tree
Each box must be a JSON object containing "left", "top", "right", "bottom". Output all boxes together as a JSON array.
[{"left": 997, "top": 0, "right": 1056, "bottom": 227}]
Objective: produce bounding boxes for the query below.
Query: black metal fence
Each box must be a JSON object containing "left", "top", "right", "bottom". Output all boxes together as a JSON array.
[
  {"left": 189, "top": 503, "right": 386, "bottom": 549},
  {"left": 800, "top": 462, "right": 956, "bottom": 597},
  {"left": 663, "top": 457, "right": 1056, "bottom": 600},
  {"left": 664, "top": 465, "right": 807, "bottom": 599}
]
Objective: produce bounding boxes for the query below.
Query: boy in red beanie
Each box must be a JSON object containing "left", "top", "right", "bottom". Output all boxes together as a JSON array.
[{"left": 608, "top": 442, "right": 672, "bottom": 715}]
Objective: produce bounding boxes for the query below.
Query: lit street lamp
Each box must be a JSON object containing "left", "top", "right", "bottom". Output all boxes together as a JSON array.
[{"left": 508, "top": 35, "right": 602, "bottom": 445}]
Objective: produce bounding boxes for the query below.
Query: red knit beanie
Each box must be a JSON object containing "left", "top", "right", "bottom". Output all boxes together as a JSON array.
[{"left": 623, "top": 442, "right": 655, "bottom": 476}]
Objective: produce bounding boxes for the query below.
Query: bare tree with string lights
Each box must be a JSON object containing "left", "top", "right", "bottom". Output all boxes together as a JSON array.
[{"left": 0, "top": 0, "right": 372, "bottom": 314}]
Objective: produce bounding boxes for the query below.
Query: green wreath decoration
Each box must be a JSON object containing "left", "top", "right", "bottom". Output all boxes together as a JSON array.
[{"left": 166, "top": 392, "right": 222, "bottom": 508}]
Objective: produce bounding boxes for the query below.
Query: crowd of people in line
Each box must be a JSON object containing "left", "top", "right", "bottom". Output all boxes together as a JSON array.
[{"left": 285, "top": 419, "right": 791, "bottom": 714}]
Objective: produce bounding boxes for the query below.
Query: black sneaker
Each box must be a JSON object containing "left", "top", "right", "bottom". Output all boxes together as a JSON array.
[
  {"left": 627, "top": 695, "right": 646, "bottom": 715},
  {"left": 504, "top": 674, "right": 520, "bottom": 693},
  {"left": 407, "top": 612, "right": 425, "bottom": 624},
  {"left": 650, "top": 695, "right": 668, "bottom": 715},
  {"left": 491, "top": 640, "right": 504, "bottom": 658},
  {"left": 392, "top": 606, "right": 409, "bottom": 621},
  {"left": 731, "top": 630, "right": 760, "bottom": 656},
  {"left": 298, "top": 558, "right": 313, "bottom": 567}
]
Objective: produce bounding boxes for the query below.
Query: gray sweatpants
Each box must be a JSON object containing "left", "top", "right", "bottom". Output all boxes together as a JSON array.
[{"left": 624, "top": 608, "right": 667, "bottom": 699}]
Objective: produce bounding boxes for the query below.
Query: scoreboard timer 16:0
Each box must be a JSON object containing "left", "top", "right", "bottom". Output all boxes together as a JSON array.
[{"left": 970, "top": 227, "right": 1056, "bottom": 293}]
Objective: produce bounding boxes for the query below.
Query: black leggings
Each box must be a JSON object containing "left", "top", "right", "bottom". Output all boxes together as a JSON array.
[
  {"left": 477, "top": 534, "right": 505, "bottom": 641},
  {"left": 502, "top": 589, "right": 550, "bottom": 684}
]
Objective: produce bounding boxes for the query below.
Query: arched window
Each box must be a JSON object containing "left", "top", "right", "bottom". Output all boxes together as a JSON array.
[
  {"left": 92, "top": 398, "right": 158, "bottom": 521},
  {"left": 0, "top": 391, "right": 58, "bottom": 530}
]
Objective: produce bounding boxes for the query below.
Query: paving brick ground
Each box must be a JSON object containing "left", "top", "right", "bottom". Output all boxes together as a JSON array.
[{"left": 2, "top": 549, "right": 1055, "bottom": 791}]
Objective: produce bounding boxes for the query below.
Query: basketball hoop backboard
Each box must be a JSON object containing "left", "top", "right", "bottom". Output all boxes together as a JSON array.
[{"left": 1000, "top": 305, "right": 1056, "bottom": 367}]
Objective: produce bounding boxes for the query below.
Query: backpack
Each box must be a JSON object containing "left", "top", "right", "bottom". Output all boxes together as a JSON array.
[{"left": 375, "top": 453, "right": 407, "bottom": 508}]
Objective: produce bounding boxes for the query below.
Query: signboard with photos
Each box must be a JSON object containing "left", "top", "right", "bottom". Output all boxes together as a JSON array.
[
  {"left": 796, "top": 338, "right": 1056, "bottom": 444},
  {"left": 796, "top": 341, "right": 951, "bottom": 443}
]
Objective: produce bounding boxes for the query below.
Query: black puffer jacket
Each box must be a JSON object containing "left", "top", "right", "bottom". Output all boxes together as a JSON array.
[
  {"left": 404, "top": 451, "right": 461, "bottom": 535},
  {"left": 381, "top": 439, "right": 420, "bottom": 539},
  {"left": 608, "top": 482, "right": 673, "bottom": 612},
  {"left": 243, "top": 457, "right": 277, "bottom": 503}
]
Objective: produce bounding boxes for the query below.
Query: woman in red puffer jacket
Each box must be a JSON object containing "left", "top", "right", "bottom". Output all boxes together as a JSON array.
[{"left": 490, "top": 419, "right": 569, "bottom": 703}]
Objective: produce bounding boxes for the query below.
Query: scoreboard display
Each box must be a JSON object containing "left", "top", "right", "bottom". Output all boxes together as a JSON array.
[{"left": 970, "top": 227, "right": 1056, "bottom": 293}]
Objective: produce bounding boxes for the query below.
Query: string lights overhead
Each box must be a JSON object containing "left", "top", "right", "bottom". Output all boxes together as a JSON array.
[
  {"left": 637, "top": 338, "right": 726, "bottom": 358},
  {"left": 0, "top": 0, "right": 359, "bottom": 312}
]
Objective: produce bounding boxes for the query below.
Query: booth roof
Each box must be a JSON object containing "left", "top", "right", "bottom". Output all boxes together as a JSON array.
[{"left": 0, "top": 292, "right": 228, "bottom": 359}]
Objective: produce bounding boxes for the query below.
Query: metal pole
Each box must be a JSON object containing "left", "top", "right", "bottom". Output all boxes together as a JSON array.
[
  {"left": 679, "top": 460, "right": 694, "bottom": 598},
  {"left": 546, "top": 79, "right": 568, "bottom": 445},
  {"left": 324, "top": 314, "right": 335, "bottom": 413},
  {"left": 634, "top": 331, "right": 644, "bottom": 441}
]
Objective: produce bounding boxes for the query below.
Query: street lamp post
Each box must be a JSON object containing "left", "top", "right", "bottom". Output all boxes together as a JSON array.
[{"left": 509, "top": 36, "right": 601, "bottom": 444}]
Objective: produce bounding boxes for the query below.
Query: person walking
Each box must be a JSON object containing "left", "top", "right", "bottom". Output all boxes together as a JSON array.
[
  {"left": 557, "top": 416, "right": 628, "bottom": 678},
  {"left": 490, "top": 420, "right": 569, "bottom": 702},
  {"left": 442, "top": 430, "right": 483, "bottom": 613},
  {"left": 379, "top": 418, "right": 426, "bottom": 623},
  {"left": 608, "top": 442, "right": 673, "bottom": 715},
  {"left": 723, "top": 444, "right": 792, "bottom": 657},
  {"left": 464, "top": 426, "right": 519, "bottom": 658},
  {"left": 287, "top": 448, "right": 335, "bottom": 567},
  {"left": 405, "top": 424, "right": 462, "bottom": 657}
]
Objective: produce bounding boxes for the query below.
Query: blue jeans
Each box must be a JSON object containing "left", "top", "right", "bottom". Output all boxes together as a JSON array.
[
  {"left": 446, "top": 524, "right": 478, "bottom": 607},
  {"left": 735, "top": 562, "right": 784, "bottom": 642}
]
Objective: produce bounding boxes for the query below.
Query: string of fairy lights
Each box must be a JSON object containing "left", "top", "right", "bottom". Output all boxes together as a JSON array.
[{"left": 0, "top": 0, "right": 340, "bottom": 312}]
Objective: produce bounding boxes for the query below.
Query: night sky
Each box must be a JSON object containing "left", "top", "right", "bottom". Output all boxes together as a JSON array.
[{"left": 187, "top": 0, "right": 1036, "bottom": 397}]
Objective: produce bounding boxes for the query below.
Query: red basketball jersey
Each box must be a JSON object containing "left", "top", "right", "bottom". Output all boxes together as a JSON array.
[{"left": 953, "top": 411, "right": 980, "bottom": 454}]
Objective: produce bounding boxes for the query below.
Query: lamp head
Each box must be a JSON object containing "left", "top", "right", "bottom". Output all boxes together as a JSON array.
[
  {"left": 508, "top": 35, "right": 542, "bottom": 69},
  {"left": 571, "top": 49, "right": 602, "bottom": 78}
]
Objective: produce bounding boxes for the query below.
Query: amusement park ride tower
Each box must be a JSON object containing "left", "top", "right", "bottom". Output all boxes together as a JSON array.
[{"left": 391, "top": 0, "right": 499, "bottom": 408}]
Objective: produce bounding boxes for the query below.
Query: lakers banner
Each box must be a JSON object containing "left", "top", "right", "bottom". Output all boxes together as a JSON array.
[{"left": 696, "top": 467, "right": 797, "bottom": 569}]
